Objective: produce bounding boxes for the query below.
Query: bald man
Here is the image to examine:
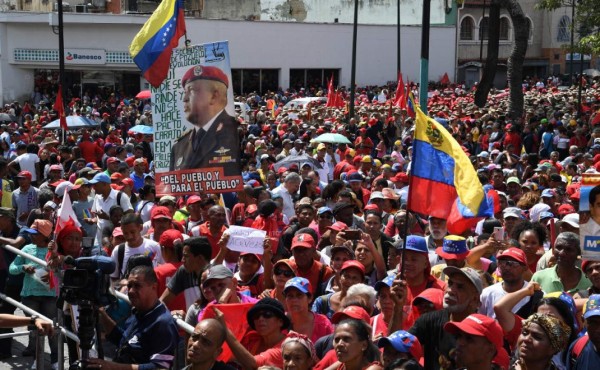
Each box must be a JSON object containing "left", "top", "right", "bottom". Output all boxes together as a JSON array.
[
  {"left": 183, "top": 319, "right": 236, "bottom": 370},
  {"left": 170, "top": 65, "right": 241, "bottom": 176}
]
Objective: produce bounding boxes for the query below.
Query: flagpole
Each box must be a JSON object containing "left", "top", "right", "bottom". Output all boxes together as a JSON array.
[
  {"left": 419, "top": 0, "right": 431, "bottom": 114},
  {"left": 399, "top": 138, "right": 415, "bottom": 281},
  {"left": 57, "top": 0, "right": 66, "bottom": 144},
  {"left": 397, "top": 0, "right": 401, "bottom": 74},
  {"left": 349, "top": 0, "right": 359, "bottom": 122}
]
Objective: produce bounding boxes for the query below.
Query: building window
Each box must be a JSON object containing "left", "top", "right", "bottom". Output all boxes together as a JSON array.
[
  {"left": 289, "top": 69, "right": 340, "bottom": 90},
  {"left": 557, "top": 15, "right": 571, "bottom": 42},
  {"left": 479, "top": 17, "right": 489, "bottom": 40},
  {"left": 231, "top": 69, "right": 279, "bottom": 95},
  {"left": 526, "top": 17, "right": 533, "bottom": 41},
  {"left": 460, "top": 17, "right": 474, "bottom": 40},
  {"left": 499, "top": 17, "right": 510, "bottom": 40}
]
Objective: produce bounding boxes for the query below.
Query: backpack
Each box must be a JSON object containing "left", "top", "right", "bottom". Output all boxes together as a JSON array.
[{"left": 569, "top": 335, "right": 589, "bottom": 367}]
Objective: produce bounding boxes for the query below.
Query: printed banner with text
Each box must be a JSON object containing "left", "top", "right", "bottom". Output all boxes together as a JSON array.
[
  {"left": 152, "top": 41, "right": 243, "bottom": 196},
  {"left": 580, "top": 173, "right": 600, "bottom": 260}
]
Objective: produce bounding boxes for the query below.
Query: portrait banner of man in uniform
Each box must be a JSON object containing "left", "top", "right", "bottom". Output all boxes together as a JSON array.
[
  {"left": 580, "top": 174, "right": 600, "bottom": 260},
  {"left": 152, "top": 41, "right": 243, "bottom": 196}
]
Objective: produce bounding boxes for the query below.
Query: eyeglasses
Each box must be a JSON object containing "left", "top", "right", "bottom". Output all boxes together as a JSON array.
[
  {"left": 253, "top": 310, "right": 275, "bottom": 320},
  {"left": 498, "top": 259, "right": 524, "bottom": 268},
  {"left": 274, "top": 268, "right": 295, "bottom": 278},
  {"left": 319, "top": 213, "right": 333, "bottom": 219}
]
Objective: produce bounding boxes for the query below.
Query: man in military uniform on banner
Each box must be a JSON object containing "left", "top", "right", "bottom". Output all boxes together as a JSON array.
[{"left": 170, "top": 65, "right": 241, "bottom": 176}]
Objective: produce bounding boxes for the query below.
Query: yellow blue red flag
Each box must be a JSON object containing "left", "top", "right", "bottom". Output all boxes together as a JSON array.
[
  {"left": 129, "top": 0, "right": 186, "bottom": 88},
  {"left": 408, "top": 104, "right": 492, "bottom": 232}
]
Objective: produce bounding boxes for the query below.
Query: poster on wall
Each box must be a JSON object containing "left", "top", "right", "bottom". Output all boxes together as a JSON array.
[
  {"left": 152, "top": 41, "right": 243, "bottom": 196},
  {"left": 579, "top": 173, "right": 600, "bottom": 260}
]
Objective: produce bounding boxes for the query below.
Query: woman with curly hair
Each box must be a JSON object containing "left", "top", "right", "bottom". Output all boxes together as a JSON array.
[
  {"left": 516, "top": 192, "right": 541, "bottom": 211},
  {"left": 511, "top": 220, "right": 547, "bottom": 276}
]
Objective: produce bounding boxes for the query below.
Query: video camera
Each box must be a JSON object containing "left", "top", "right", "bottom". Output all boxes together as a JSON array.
[{"left": 61, "top": 255, "right": 116, "bottom": 307}]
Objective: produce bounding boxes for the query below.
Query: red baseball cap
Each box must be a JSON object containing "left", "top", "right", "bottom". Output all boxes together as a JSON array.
[
  {"left": 558, "top": 204, "right": 576, "bottom": 216},
  {"left": 291, "top": 234, "right": 315, "bottom": 250},
  {"left": 497, "top": 247, "right": 527, "bottom": 265},
  {"left": 392, "top": 172, "right": 409, "bottom": 183},
  {"left": 340, "top": 260, "right": 366, "bottom": 276},
  {"left": 443, "top": 314, "right": 503, "bottom": 349},
  {"left": 110, "top": 172, "right": 123, "bottom": 181},
  {"left": 151, "top": 206, "right": 172, "bottom": 221},
  {"left": 107, "top": 157, "right": 120, "bottom": 164},
  {"left": 331, "top": 306, "right": 371, "bottom": 324},
  {"left": 16, "top": 171, "right": 32, "bottom": 180},
  {"left": 159, "top": 229, "right": 183, "bottom": 249},
  {"left": 364, "top": 204, "right": 380, "bottom": 212},
  {"left": 186, "top": 195, "right": 202, "bottom": 206},
  {"left": 327, "top": 221, "right": 348, "bottom": 232}
]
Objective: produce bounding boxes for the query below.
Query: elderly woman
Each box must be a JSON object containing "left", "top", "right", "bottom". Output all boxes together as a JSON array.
[
  {"left": 284, "top": 277, "right": 333, "bottom": 343},
  {"left": 215, "top": 297, "right": 291, "bottom": 369},
  {"left": 326, "top": 318, "right": 383, "bottom": 370},
  {"left": 511, "top": 314, "right": 571, "bottom": 370},
  {"left": 531, "top": 232, "right": 591, "bottom": 295}
]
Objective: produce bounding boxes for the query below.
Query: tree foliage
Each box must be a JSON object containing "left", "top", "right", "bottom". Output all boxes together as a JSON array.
[{"left": 536, "top": 0, "right": 600, "bottom": 52}]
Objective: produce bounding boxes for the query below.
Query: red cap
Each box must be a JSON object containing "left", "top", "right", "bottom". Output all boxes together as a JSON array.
[
  {"left": 444, "top": 314, "right": 503, "bottom": 349},
  {"left": 327, "top": 221, "right": 348, "bottom": 232},
  {"left": 581, "top": 259, "right": 600, "bottom": 273},
  {"left": 240, "top": 252, "right": 263, "bottom": 262},
  {"left": 181, "top": 65, "right": 229, "bottom": 88},
  {"left": 186, "top": 195, "right": 202, "bottom": 206},
  {"left": 110, "top": 172, "right": 123, "bottom": 181},
  {"left": 16, "top": 171, "right": 32, "bottom": 180},
  {"left": 122, "top": 178, "right": 134, "bottom": 187},
  {"left": 107, "top": 157, "right": 119, "bottom": 164},
  {"left": 558, "top": 204, "right": 576, "bottom": 216},
  {"left": 102, "top": 113, "right": 110, "bottom": 118},
  {"left": 341, "top": 260, "right": 366, "bottom": 276},
  {"left": 364, "top": 204, "right": 380, "bottom": 212},
  {"left": 412, "top": 288, "right": 444, "bottom": 311},
  {"left": 392, "top": 172, "right": 409, "bottom": 183},
  {"left": 151, "top": 206, "right": 172, "bottom": 220},
  {"left": 159, "top": 229, "right": 183, "bottom": 249},
  {"left": 277, "top": 167, "right": 288, "bottom": 175},
  {"left": 497, "top": 247, "right": 527, "bottom": 265},
  {"left": 331, "top": 306, "right": 371, "bottom": 324},
  {"left": 49, "top": 164, "right": 62, "bottom": 171},
  {"left": 50, "top": 179, "right": 65, "bottom": 187},
  {"left": 291, "top": 234, "right": 315, "bottom": 249},
  {"left": 352, "top": 156, "right": 362, "bottom": 164}
]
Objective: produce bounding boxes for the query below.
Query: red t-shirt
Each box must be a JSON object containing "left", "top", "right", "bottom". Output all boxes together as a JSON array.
[
  {"left": 189, "top": 222, "right": 227, "bottom": 258},
  {"left": 296, "top": 261, "right": 334, "bottom": 297},
  {"left": 312, "top": 313, "right": 334, "bottom": 344},
  {"left": 241, "top": 331, "right": 288, "bottom": 369},
  {"left": 154, "top": 261, "right": 185, "bottom": 311}
]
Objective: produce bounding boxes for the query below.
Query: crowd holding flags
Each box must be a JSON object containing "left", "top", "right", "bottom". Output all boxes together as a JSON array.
[{"left": 129, "top": 0, "right": 187, "bottom": 88}]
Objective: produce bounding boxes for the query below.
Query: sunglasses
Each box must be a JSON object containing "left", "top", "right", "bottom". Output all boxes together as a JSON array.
[
  {"left": 498, "top": 259, "right": 524, "bottom": 268},
  {"left": 319, "top": 213, "right": 333, "bottom": 219},
  {"left": 274, "top": 268, "right": 294, "bottom": 278},
  {"left": 253, "top": 310, "right": 275, "bottom": 320}
]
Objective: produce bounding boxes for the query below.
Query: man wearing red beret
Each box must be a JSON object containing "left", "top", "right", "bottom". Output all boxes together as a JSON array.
[{"left": 170, "top": 65, "right": 240, "bottom": 175}]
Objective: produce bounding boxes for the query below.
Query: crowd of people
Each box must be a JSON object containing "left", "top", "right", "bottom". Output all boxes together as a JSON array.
[{"left": 0, "top": 75, "right": 600, "bottom": 370}]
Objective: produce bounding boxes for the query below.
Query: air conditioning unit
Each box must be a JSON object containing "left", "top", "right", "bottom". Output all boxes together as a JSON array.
[
  {"left": 53, "top": 2, "right": 71, "bottom": 11},
  {"left": 75, "top": 4, "right": 87, "bottom": 12}
]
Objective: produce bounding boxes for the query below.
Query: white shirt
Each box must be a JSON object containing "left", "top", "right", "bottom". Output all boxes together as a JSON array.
[
  {"left": 92, "top": 188, "right": 133, "bottom": 246},
  {"left": 479, "top": 280, "right": 530, "bottom": 318},
  {"left": 110, "top": 238, "right": 162, "bottom": 279},
  {"left": 13, "top": 153, "right": 40, "bottom": 181},
  {"left": 272, "top": 185, "right": 295, "bottom": 220}
]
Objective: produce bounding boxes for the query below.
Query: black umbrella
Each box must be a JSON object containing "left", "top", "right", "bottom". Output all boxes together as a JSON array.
[
  {"left": 0, "top": 113, "right": 16, "bottom": 123},
  {"left": 274, "top": 153, "right": 323, "bottom": 170}
]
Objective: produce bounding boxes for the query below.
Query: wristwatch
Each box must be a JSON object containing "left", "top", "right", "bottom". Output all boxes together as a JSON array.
[{"left": 29, "top": 315, "right": 38, "bottom": 326}]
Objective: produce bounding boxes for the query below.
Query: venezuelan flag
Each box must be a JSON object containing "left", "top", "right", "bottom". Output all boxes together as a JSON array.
[
  {"left": 409, "top": 105, "right": 492, "bottom": 233},
  {"left": 129, "top": 0, "right": 186, "bottom": 88},
  {"left": 406, "top": 91, "right": 416, "bottom": 118}
]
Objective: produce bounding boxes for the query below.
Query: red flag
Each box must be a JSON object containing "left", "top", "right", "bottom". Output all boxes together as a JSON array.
[
  {"left": 53, "top": 85, "right": 68, "bottom": 130},
  {"left": 200, "top": 302, "right": 254, "bottom": 362},
  {"left": 393, "top": 73, "right": 406, "bottom": 109},
  {"left": 326, "top": 75, "right": 336, "bottom": 107},
  {"left": 440, "top": 72, "right": 450, "bottom": 85}
]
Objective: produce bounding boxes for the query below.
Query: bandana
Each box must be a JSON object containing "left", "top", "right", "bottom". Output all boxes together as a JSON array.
[
  {"left": 523, "top": 313, "right": 571, "bottom": 353},
  {"left": 282, "top": 331, "right": 319, "bottom": 365}
]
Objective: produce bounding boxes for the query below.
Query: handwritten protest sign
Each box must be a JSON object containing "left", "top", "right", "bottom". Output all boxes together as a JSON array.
[
  {"left": 152, "top": 41, "right": 243, "bottom": 196},
  {"left": 226, "top": 226, "right": 267, "bottom": 255}
]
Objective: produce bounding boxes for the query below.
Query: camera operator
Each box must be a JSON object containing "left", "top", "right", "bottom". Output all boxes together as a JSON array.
[{"left": 88, "top": 265, "right": 178, "bottom": 370}]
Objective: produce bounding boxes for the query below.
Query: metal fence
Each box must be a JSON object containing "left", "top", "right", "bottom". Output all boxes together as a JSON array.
[{"left": 1, "top": 244, "right": 194, "bottom": 369}]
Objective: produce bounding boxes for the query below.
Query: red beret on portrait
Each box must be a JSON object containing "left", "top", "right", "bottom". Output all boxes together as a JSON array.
[{"left": 181, "top": 65, "right": 229, "bottom": 88}]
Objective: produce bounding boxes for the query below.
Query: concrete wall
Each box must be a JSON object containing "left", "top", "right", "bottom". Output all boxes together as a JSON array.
[{"left": 0, "top": 13, "right": 457, "bottom": 103}]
